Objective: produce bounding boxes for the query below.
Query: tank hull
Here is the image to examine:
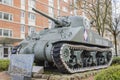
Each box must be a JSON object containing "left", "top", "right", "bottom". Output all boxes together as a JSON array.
[
  {"left": 19, "top": 27, "right": 112, "bottom": 62},
  {"left": 14, "top": 13, "right": 113, "bottom": 73}
]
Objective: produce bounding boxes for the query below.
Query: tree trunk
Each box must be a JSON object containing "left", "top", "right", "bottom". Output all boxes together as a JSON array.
[{"left": 114, "top": 35, "right": 118, "bottom": 56}]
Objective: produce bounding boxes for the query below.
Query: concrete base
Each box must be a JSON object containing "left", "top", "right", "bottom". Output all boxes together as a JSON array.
[{"left": 32, "top": 66, "right": 44, "bottom": 74}]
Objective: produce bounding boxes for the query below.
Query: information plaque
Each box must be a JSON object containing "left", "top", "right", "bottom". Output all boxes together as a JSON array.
[{"left": 9, "top": 54, "right": 34, "bottom": 77}]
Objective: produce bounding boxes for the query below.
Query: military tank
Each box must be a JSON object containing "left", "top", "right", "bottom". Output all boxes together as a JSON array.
[{"left": 12, "top": 8, "right": 113, "bottom": 73}]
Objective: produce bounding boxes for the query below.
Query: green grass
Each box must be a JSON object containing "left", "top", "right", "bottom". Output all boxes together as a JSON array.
[{"left": 95, "top": 65, "right": 120, "bottom": 80}]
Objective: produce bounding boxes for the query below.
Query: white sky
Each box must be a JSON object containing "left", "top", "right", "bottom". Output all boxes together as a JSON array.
[
  {"left": 112, "top": 0, "right": 120, "bottom": 16},
  {"left": 112, "top": 0, "right": 120, "bottom": 30},
  {"left": 113, "top": 0, "right": 120, "bottom": 2}
]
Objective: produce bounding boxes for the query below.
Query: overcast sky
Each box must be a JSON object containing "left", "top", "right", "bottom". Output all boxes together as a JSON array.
[
  {"left": 112, "top": 0, "right": 120, "bottom": 29},
  {"left": 113, "top": 0, "right": 120, "bottom": 2},
  {"left": 112, "top": 0, "right": 120, "bottom": 16}
]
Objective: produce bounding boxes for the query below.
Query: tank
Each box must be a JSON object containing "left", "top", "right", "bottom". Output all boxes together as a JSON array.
[{"left": 12, "top": 8, "right": 113, "bottom": 73}]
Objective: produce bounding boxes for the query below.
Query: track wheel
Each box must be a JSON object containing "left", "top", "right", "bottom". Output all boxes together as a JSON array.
[{"left": 61, "top": 46, "right": 71, "bottom": 64}]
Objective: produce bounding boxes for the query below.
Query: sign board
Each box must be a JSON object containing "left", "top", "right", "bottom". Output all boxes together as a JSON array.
[{"left": 9, "top": 54, "right": 34, "bottom": 77}]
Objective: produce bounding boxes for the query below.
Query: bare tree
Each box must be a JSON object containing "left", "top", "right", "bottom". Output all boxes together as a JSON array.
[
  {"left": 105, "top": 0, "right": 120, "bottom": 56},
  {"left": 106, "top": 15, "right": 120, "bottom": 56},
  {"left": 75, "top": 0, "right": 112, "bottom": 37}
]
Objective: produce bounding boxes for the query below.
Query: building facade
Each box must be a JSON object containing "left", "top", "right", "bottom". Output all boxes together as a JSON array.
[{"left": 0, "top": 0, "right": 75, "bottom": 59}]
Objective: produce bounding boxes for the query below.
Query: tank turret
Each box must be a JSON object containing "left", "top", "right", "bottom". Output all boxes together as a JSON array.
[
  {"left": 32, "top": 8, "right": 70, "bottom": 28},
  {"left": 12, "top": 8, "right": 113, "bottom": 73}
]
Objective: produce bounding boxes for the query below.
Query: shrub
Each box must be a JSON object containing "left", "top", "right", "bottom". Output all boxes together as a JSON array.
[
  {"left": 95, "top": 65, "right": 120, "bottom": 80},
  {"left": 111, "top": 56, "right": 120, "bottom": 65},
  {"left": 0, "top": 59, "right": 10, "bottom": 71}
]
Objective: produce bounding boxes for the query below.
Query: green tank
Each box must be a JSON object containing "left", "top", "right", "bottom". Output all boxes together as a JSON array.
[{"left": 12, "top": 8, "right": 113, "bottom": 73}]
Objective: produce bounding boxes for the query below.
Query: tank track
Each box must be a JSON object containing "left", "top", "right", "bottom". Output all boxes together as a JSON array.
[{"left": 52, "top": 43, "right": 112, "bottom": 73}]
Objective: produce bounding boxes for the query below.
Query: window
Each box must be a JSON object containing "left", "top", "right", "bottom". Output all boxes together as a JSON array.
[
  {"left": 21, "top": 11, "right": 25, "bottom": 24},
  {"left": 4, "top": 13, "right": 9, "bottom": 20},
  {"left": 31, "top": 0, "right": 35, "bottom": 8},
  {"left": 28, "top": 26, "right": 36, "bottom": 35},
  {"left": 29, "top": 26, "right": 35, "bottom": 32},
  {"left": 21, "top": 11, "right": 25, "bottom": 18},
  {"left": 2, "top": 0, "right": 13, "bottom": 5},
  {"left": 28, "top": 0, "right": 35, "bottom": 11},
  {"left": 0, "top": 29, "right": 2, "bottom": 36},
  {"left": 48, "top": 0, "right": 54, "bottom": 17},
  {"left": 0, "top": 12, "right": 13, "bottom": 21},
  {"left": 4, "top": 48, "right": 8, "bottom": 57},
  {"left": 0, "top": 29, "right": 12, "bottom": 37},
  {"left": 3, "top": 30, "right": 9, "bottom": 36},
  {"left": 10, "top": 30, "right": 12, "bottom": 37},
  {"left": 21, "top": 25, "right": 25, "bottom": 32},
  {"left": 21, "top": 0, "right": 25, "bottom": 9},
  {"left": 31, "top": 14, "right": 35, "bottom": 20},
  {"left": 28, "top": 13, "right": 35, "bottom": 21},
  {"left": 10, "top": 14, "right": 12, "bottom": 21},
  {"left": 28, "top": 12, "right": 35, "bottom": 25},
  {"left": 49, "top": 7, "right": 54, "bottom": 17},
  {"left": 28, "top": 0, "right": 35, "bottom": 8},
  {"left": 21, "top": 25, "right": 25, "bottom": 38},
  {"left": 49, "top": 0, "right": 54, "bottom": 7},
  {"left": 21, "top": 0, "right": 25, "bottom": 6}
]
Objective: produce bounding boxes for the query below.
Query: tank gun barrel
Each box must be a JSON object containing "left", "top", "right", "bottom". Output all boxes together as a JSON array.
[{"left": 32, "top": 8, "right": 59, "bottom": 24}]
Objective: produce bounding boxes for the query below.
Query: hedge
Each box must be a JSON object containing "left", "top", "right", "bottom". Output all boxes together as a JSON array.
[
  {"left": 95, "top": 65, "right": 120, "bottom": 80},
  {"left": 111, "top": 56, "right": 120, "bottom": 65},
  {"left": 0, "top": 59, "right": 10, "bottom": 71}
]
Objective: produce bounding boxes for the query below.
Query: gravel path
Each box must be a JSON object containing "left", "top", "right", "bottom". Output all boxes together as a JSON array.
[
  {"left": 0, "top": 72, "right": 10, "bottom": 80},
  {"left": 0, "top": 71, "right": 95, "bottom": 80},
  {"left": 82, "top": 76, "right": 94, "bottom": 80}
]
